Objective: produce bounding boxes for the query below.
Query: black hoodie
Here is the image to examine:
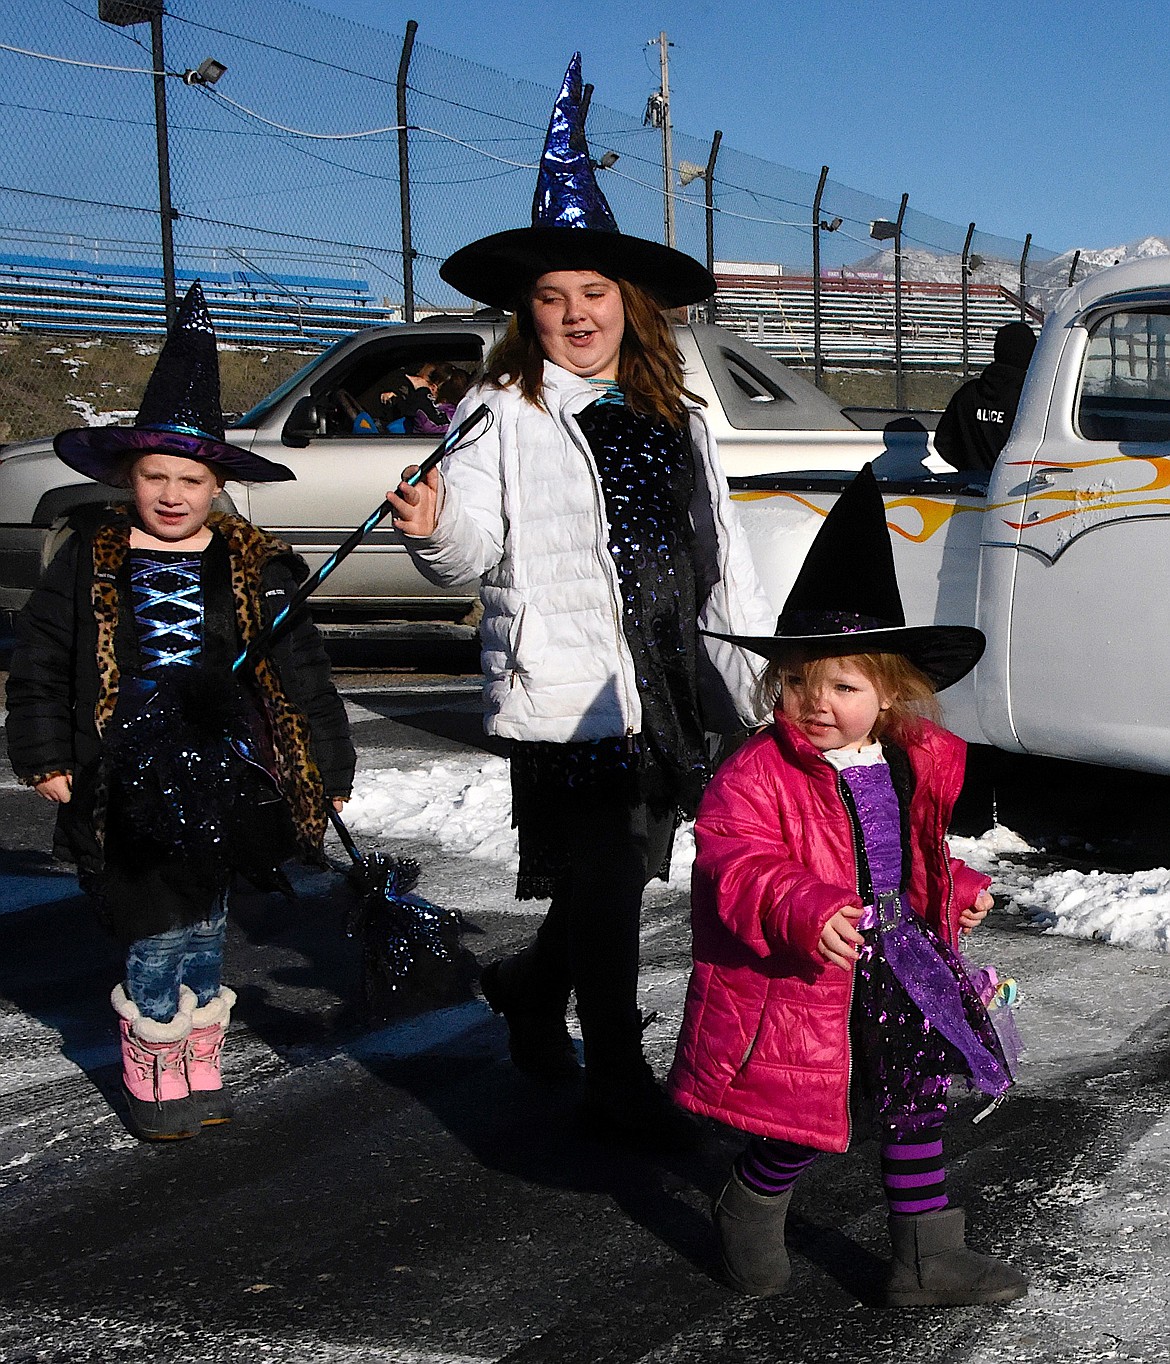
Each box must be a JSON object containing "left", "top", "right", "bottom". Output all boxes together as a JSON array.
[{"left": 934, "top": 322, "right": 1036, "bottom": 472}]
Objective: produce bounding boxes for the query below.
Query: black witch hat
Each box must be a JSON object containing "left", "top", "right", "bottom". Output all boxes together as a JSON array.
[
  {"left": 54, "top": 281, "right": 294, "bottom": 484},
  {"left": 439, "top": 53, "right": 715, "bottom": 310},
  {"left": 705, "top": 465, "right": 985, "bottom": 692}
]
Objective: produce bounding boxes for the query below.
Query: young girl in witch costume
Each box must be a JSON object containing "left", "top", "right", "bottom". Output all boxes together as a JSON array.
[
  {"left": 389, "top": 55, "right": 773, "bottom": 1148},
  {"left": 5, "top": 282, "right": 354, "bottom": 1142},
  {"left": 667, "top": 466, "right": 1026, "bottom": 1306}
]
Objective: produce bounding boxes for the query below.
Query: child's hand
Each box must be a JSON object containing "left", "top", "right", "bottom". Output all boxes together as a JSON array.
[
  {"left": 959, "top": 889, "right": 994, "bottom": 935},
  {"left": 818, "top": 904, "right": 864, "bottom": 970},
  {"left": 34, "top": 773, "right": 72, "bottom": 804}
]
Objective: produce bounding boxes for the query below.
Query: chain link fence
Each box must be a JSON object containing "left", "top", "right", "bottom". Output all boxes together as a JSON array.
[{"left": 0, "top": 0, "right": 1056, "bottom": 441}]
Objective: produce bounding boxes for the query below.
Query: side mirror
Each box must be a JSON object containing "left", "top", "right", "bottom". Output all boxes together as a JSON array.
[{"left": 282, "top": 396, "right": 320, "bottom": 448}]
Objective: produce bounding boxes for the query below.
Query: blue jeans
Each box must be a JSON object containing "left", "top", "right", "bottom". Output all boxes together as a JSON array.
[{"left": 124, "top": 896, "right": 229, "bottom": 1022}]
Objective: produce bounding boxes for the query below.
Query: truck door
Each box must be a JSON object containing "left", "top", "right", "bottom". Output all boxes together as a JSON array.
[{"left": 1008, "top": 305, "right": 1170, "bottom": 769}]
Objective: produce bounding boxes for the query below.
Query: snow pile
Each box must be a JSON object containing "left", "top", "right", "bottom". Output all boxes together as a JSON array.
[
  {"left": 1014, "top": 867, "right": 1170, "bottom": 953},
  {"left": 346, "top": 756, "right": 516, "bottom": 864},
  {"left": 344, "top": 754, "right": 697, "bottom": 893},
  {"left": 953, "top": 824, "right": 1170, "bottom": 954},
  {"left": 64, "top": 398, "right": 136, "bottom": 426}
]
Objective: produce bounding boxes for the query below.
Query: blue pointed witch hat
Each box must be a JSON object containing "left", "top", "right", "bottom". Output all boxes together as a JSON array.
[
  {"left": 440, "top": 54, "right": 714, "bottom": 310},
  {"left": 54, "top": 280, "right": 294, "bottom": 485}
]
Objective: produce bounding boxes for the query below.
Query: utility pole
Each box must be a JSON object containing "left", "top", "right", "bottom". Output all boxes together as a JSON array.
[{"left": 644, "top": 32, "right": 675, "bottom": 248}]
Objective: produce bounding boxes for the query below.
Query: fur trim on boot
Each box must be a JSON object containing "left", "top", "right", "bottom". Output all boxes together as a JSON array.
[
  {"left": 713, "top": 1167, "right": 794, "bottom": 1296},
  {"left": 111, "top": 984, "right": 200, "bottom": 1141},
  {"left": 184, "top": 984, "right": 236, "bottom": 1125},
  {"left": 887, "top": 1207, "right": 1028, "bottom": 1306}
]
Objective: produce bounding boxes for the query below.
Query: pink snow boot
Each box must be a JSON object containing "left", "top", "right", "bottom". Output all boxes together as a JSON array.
[
  {"left": 183, "top": 984, "right": 236, "bottom": 1126},
  {"left": 111, "top": 984, "right": 200, "bottom": 1141}
]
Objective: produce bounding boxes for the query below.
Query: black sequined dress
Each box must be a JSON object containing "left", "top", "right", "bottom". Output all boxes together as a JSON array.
[{"left": 511, "top": 395, "right": 710, "bottom": 899}]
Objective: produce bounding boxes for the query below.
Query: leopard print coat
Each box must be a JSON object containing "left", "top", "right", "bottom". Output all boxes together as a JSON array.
[{"left": 7, "top": 507, "right": 354, "bottom": 874}]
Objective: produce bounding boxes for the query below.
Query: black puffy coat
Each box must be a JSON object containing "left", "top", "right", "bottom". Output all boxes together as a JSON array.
[{"left": 5, "top": 509, "right": 354, "bottom": 925}]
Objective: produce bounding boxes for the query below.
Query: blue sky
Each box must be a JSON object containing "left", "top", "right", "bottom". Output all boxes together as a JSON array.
[{"left": 307, "top": 0, "right": 1169, "bottom": 254}]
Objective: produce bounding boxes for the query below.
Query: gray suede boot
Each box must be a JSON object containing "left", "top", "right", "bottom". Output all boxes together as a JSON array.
[
  {"left": 712, "top": 1167, "right": 794, "bottom": 1296},
  {"left": 887, "top": 1207, "right": 1028, "bottom": 1306}
]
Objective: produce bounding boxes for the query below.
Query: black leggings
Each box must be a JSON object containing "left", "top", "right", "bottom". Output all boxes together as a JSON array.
[{"left": 524, "top": 792, "right": 675, "bottom": 1061}]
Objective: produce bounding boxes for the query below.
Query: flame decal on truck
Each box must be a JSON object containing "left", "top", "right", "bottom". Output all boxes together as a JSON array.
[{"left": 733, "top": 453, "right": 1170, "bottom": 563}]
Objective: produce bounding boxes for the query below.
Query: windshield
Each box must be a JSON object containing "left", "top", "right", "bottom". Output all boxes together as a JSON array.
[{"left": 230, "top": 344, "right": 344, "bottom": 430}]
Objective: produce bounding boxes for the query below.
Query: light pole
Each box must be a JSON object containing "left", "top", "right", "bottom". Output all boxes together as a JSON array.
[
  {"left": 811, "top": 165, "right": 841, "bottom": 390},
  {"left": 98, "top": 2, "right": 225, "bottom": 329},
  {"left": 1019, "top": 233, "right": 1032, "bottom": 320},
  {"left": 960, "top": 222, "right": 975, "bottom": 379},
  {"left": 871, "top": 192, "right": 908, "bottom": 408},
  {"left": 679, "top": 129, "right": 722, "bottom": 323}
]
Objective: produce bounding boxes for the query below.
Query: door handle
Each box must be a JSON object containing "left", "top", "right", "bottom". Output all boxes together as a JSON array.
[{"left": 1029, "top": 466, "right": 1074, "bottom": 487}]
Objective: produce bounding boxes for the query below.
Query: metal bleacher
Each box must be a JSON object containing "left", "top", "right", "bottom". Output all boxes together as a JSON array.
[
  {"left": 0, "top": 254, "right": 399, "bottom": 344},
  {"left": 714, "top": 272, "right": 1044, "bottom": 370}
]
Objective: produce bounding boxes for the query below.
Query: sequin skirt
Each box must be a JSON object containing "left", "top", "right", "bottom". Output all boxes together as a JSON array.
[{"left": 850, "top": 890, "right": 1015, "bottom": 1133}]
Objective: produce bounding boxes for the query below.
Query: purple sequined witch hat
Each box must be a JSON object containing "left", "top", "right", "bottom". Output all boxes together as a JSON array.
[
  {"left": 440, "top": 53, "right": 714, "bottom": 310},
  {"left": 706, "top": 465, "right": 986, "bottom": 692},
  {"left": 54, "top": 281, "right": 294, "bottom": 484}
]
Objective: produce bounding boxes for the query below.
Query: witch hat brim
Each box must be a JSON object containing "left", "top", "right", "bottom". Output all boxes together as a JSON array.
[
  {"left": 702, "top": 622, "right": 986, "bottom": 693},
  {"left": 52, "top": 280, "right": 295, "bottom": 485},
  {"left": 52, "top": 424, "right": 294, "bottom": 485},
  {"left": 441, "top": 225, "right": 715, "bottom": 311},
  {"left": 439, "top": 54, "right": 715, "bottom": 310},
  {"left": 707, "top": 464, "right": 986, "bottom": 692}
]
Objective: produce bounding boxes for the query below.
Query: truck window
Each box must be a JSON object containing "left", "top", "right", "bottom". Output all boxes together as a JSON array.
[
  {"left": 311, "top": 337, "right": 483, "bottom": 438},
  {"left": 1077, "top": 308, "right": 1170, "bottom": 441}
]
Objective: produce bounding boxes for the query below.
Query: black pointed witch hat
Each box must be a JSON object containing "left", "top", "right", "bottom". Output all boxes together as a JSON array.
[
  {"left": 439, "top": 53, "right": 714, "bottom": 310},
  {"left": 705, "top": 465, "right": 985, "bottom": 692},
  {"left": 53, "top": 281, "right": 294, "bottom": 484}
]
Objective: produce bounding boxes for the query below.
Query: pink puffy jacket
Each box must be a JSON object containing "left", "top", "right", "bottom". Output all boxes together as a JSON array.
[{"left": 667, "top": 713, "right": 991, "bottom": 1153}]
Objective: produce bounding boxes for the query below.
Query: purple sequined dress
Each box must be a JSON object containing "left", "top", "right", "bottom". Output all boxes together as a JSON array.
[{"left": 837, "top": 753, "right": 1013, "bottom": 1133}]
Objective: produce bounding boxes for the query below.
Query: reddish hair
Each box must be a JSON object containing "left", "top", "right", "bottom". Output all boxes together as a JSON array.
[{"left": 757, "top": 651, "right": 941, "bottom": 744}]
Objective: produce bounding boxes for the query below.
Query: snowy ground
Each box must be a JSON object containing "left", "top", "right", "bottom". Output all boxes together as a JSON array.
[
  {"left": 5, "top": 684, "right": 1170, "bottom": 1361},
  {"left": 343, "top": 744, "right": 1170, "bottom": 954}
]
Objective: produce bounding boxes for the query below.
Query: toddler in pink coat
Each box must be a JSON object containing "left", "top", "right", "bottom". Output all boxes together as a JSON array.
[{"left": 668, "top": 466, "right": 1025, "bottom": 1307}]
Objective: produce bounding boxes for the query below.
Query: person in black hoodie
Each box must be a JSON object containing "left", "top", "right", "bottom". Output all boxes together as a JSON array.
[{"left": 934, "top": 321, "right": 1036, "bottom": 472}]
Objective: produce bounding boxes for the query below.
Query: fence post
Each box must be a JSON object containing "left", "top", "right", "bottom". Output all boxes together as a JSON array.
[
  {"left": 704, "top": 129, "right": 722, "bottom": 325},
  {"left": 1019, "top": 232, "right": 1031, "bottom": 320},
  {"left": 893, "top": 192, "right": 908, "bottom": 409},
  {"left": 397, "top": 20, "right": 418, "bottom": 323},
  {"left": 812, "top": 165, "right": 829, "bottom": 389},
  {"left": 149, "top": 9, "right": 177, "bottom": 328},
  {"left": 961, "top": 221, "right": 975, "bottom": 379}
]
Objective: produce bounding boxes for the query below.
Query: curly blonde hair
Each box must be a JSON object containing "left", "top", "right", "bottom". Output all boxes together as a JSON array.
[
  {"left": 757, "top": 651, "right": 941, "bottom": 745},
  {"left": 482, "top": 275, "right": 704, "bottom": 427}
]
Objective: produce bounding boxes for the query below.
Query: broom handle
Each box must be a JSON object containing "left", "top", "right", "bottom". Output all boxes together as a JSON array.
[
  {"left": 232, "top": 402, "right": 490, "bottom": 676},
  {"left": 327, "top": 802, "right": 363, "bottom": 866}
]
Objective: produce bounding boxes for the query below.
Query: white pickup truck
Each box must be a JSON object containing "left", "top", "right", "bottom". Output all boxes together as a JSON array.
[
  {"left": 734, "top": 256, "right": 1170, "bottom": 772},
  {"left": 0, "top": 319, "right": 936, "bottom": 626}
]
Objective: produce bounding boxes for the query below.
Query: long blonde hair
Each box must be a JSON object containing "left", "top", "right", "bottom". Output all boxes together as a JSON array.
[
  {"left": 758, "top": 651, "right": 941, "bottom": 745},
  {"left": 482, "top": 275, "right": 705, "bottom": 427}
]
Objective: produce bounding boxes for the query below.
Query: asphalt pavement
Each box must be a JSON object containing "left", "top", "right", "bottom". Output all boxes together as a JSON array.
[{"left": 3, "top": 659, "right": 1170, "bottom": 1363}]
